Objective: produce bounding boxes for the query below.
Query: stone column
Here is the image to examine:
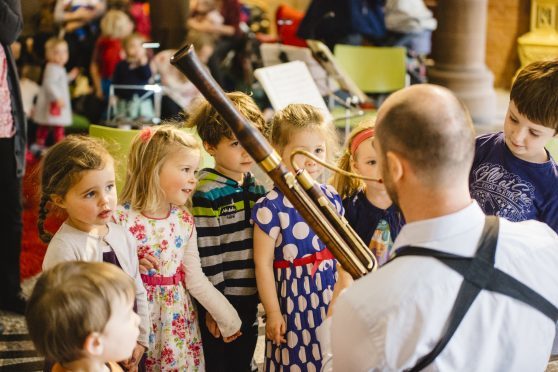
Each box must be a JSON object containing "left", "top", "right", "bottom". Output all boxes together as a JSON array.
[{"left": 428, "top": 0, "right": 496, "bottom": 123}]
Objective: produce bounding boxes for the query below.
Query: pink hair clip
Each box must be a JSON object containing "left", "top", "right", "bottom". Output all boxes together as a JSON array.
[{"left": 140, "top": 127, "right": 153, "bottom": 143}]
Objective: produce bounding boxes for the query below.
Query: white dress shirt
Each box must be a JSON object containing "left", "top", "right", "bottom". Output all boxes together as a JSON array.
[{"left": 328, "top": 201, "right": 558, "bottom": 371}]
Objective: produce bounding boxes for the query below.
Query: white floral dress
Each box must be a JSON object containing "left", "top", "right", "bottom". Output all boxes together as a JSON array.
[{"left": 115, "top": 204, "right": 204, "bottom": 371}]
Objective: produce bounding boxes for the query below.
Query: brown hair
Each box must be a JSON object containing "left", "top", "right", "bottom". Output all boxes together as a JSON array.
[
  {"left": 375, "top": 85, "right": 475, "bottom": 186},
  {"left": 330, "top": 122, "right": 374, "bottom": 199},
  {"left": 184, "top": 91, "right": 265, "bottom": 146},
  {"left": 120, "top": 124, "right": 200, "bottom": 213},
  {"left": 25, "top": 261, "right": 135, "bottom": 364},
  {"left": 511, "top": 59, "right": 558, "bottom": 132},
  {"left": 269, "top": 103, "right": 338, "bottom": 163},
  {"left": 38, "top": 136, "right": 112, "bottom": 243}
]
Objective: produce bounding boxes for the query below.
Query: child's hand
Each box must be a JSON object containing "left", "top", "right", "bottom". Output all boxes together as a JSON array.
[
  {"left": 265, "top": 311, "right": 286, "bottom": 346},
  {"left": 205, "top": 312, "right": 221, "bottom": 338},
  {"left": 138, "top": 253, "right": 159, "bottom": 275},
  {"left": 122, "top": 343, "right": 145, "bottom": 371},
  {"left": 139, "top": 54, "right": 148, "bottom": 66},
  {"left": 223, "top": 329, "right": 242, "bottom": 343},
  {"left": 68, "top": 67, "right": 80, "bottom": 81}
]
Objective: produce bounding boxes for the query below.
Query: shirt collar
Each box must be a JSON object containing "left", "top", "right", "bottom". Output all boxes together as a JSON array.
[{"left": 393, "top": 200, "right": 485, "bottom": 252}]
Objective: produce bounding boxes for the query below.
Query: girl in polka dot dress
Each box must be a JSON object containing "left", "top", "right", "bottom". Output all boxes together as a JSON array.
[{"left": 252, "top": 104, "right": 342, "bottom": 371}]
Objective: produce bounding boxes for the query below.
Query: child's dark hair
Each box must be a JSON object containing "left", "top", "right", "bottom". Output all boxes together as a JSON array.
[
  {"left": 26, "top": 261, "right": 135, "bottom": 364},
  {"left": 184, "top": 91, "right": 265, "bottom": 146},
  {"left": 38, "top": 136, "right": 112, "bottom": 243},
  {"left": 511, "top": 59, "right": 558, "bottom": 132}
]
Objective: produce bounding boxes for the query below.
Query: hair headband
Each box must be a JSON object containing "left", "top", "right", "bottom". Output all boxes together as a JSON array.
[
  {"left": 140, "top": 127, "right": 153, "bottom": 143},
  {"left": 350, "top": 128, "right": 375, "bottom": 155}
]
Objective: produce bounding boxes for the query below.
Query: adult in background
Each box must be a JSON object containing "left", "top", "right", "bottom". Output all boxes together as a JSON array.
[
  {"left": 0, "top": 0, "right": 27, "bottom": 315},
  {"left": 53, "top": 0, "right": 107, "bottom": 72},
  {"left": 188, "top": 0, "right": 242, "bottom": 89},
  {"left": 326, "top": 84, "right": 558, "bottom": 370}
]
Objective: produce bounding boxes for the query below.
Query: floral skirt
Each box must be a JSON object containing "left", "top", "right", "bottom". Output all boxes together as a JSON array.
[{"left": 144, "top": 283, "right": 204, "bottom": 372}]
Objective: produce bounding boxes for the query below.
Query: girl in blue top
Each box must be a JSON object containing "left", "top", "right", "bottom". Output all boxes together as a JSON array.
[
  {"left": 331, "top": 123, "right": 405, "bottom": 266},
  {"left": 252, "top": 103, "right": 342, "bottom": 371}
]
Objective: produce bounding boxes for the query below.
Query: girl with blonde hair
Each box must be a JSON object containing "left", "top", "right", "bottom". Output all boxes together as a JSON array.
[
  {"left": 330, "top": 122, "right": 404, "bottom": 266},
  {"left": 90, "top": 9, "right": 134, "bottom": 100},
  {"left": 115, "top": 124, "right": 241, "bottom": 370},
  {"left": 252, "top": 104, "right": 341, "bottom": 371}
]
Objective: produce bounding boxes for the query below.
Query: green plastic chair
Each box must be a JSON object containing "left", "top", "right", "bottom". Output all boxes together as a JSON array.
[
  {"left": 546, "top": 137, "right": 558, "bottom": 160},
  {"left": 89, "top": 125, "right": 214, "bottom": 193},
  {"left": 333, "top": 44, "right": 407, "bottom": 94}
]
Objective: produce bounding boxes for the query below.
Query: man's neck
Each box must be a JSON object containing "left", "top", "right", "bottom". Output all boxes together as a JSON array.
[{"left": 399, "top": 185, "right": 472, "bottom": 224}]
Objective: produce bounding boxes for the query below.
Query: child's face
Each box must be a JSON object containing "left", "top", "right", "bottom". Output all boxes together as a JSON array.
[
  {"left": 100, "top": 295, "right": 140, "bottom": 363},
  {"left": 280, "top": 128, "right": 326, "bottom": 179},
  {"left": 504, "top": 101, "right": 556, "bottom": 163},
  {"left": 206, "top": 135, "right": 254, "bottom": 183},
  {"left": 125, "top": 38, "right": 145, "bottom": 62},
  {"left": 52, "top": 160, "right": 117, "bottom": 233},
  {"left": 47, "top": 43, "right": 69, "bottom": 66},
  {"left": 159, "top": 148, "right": 200, "bottom": 207},
  {"left": 351, "top": 137, "right": 385, "bottom": 193}
]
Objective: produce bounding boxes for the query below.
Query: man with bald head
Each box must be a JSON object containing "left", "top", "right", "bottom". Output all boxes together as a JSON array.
[{"left": 327, "top": 85, "right": 558, "bottom": 371}]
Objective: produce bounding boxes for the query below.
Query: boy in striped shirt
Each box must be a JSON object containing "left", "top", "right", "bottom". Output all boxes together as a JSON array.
[{"left": 187, "top": 92, "right": 267, "bottom": 371}]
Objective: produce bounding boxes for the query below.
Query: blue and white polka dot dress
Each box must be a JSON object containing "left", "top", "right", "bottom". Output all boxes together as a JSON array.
[{"left": 252, "top": 185, "right": 343, "bottom": 371}]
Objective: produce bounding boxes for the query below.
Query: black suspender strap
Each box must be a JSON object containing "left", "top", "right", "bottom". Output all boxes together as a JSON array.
[{"left": 392, "top": 216, "right": 558, "bottom": 371}]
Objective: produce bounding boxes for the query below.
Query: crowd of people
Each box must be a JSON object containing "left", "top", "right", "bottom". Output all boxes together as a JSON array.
[
  {"left": 2, "top": 0, "right": 558, "bottom": 371},
  {"left": 18, "top": 58, "right": 558, "bottom": 371},
  {"left": 11, "top": 0, "right": 251, "bottom": 157}
]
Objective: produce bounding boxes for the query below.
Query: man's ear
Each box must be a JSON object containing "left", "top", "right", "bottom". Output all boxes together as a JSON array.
[
  {"left": 50, "top": 194, "right": 65, "bottom": 209},
  {"left": 203, "top": 141, "right": 215, "bottom": 156},
  {"left": 386, "top": 151, "right": 404, "bottom": 183},
  {"left": 83, "top": 332, "right": 104, "bottom": 357}
]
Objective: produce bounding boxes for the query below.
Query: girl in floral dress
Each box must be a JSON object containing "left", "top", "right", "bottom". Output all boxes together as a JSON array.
[
  {"left": 115, "top": 125, "right": 241, "bottom": 371},
  {"left": 252, "top": 104, "right": 342, "bottom": 371}
]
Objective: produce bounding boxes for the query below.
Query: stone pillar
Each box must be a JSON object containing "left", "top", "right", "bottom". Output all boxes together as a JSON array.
[{"left": 428, "top": 0, "right": 496, "bottom": 123}]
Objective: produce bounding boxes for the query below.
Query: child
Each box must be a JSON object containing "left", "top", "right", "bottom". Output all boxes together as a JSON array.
[
  {"left": 90, "top": 9, "right": 134, "bottom": 100},
  {"left": 330, "top": 123, "right": 405, "bottom": 266},
  {"left": 32, "top": 38, "right": 78, "bottom": 151},
  {"left": 151, "top": 32, "right": 215, "bottom": 119},
  {"left": 185, "top": 92, "right": 267, "bottom": 371},
  {"left": 111, "top": 33, "right": 154, "bottom": 121},
  {"left": 115, "top": 124, "right": 242, "bottom": 371},
  {"left": 26, "top": 261, "right": 141, "bottom": 372},
  {"left": 38, "top": 135, "right": 149, "bottom": 371},
  {"left": 469, "top": 59, "right": 558, "bottom": 233},
  {"left": 252, "top": 103, "right": 342, "bottom": 371}
]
